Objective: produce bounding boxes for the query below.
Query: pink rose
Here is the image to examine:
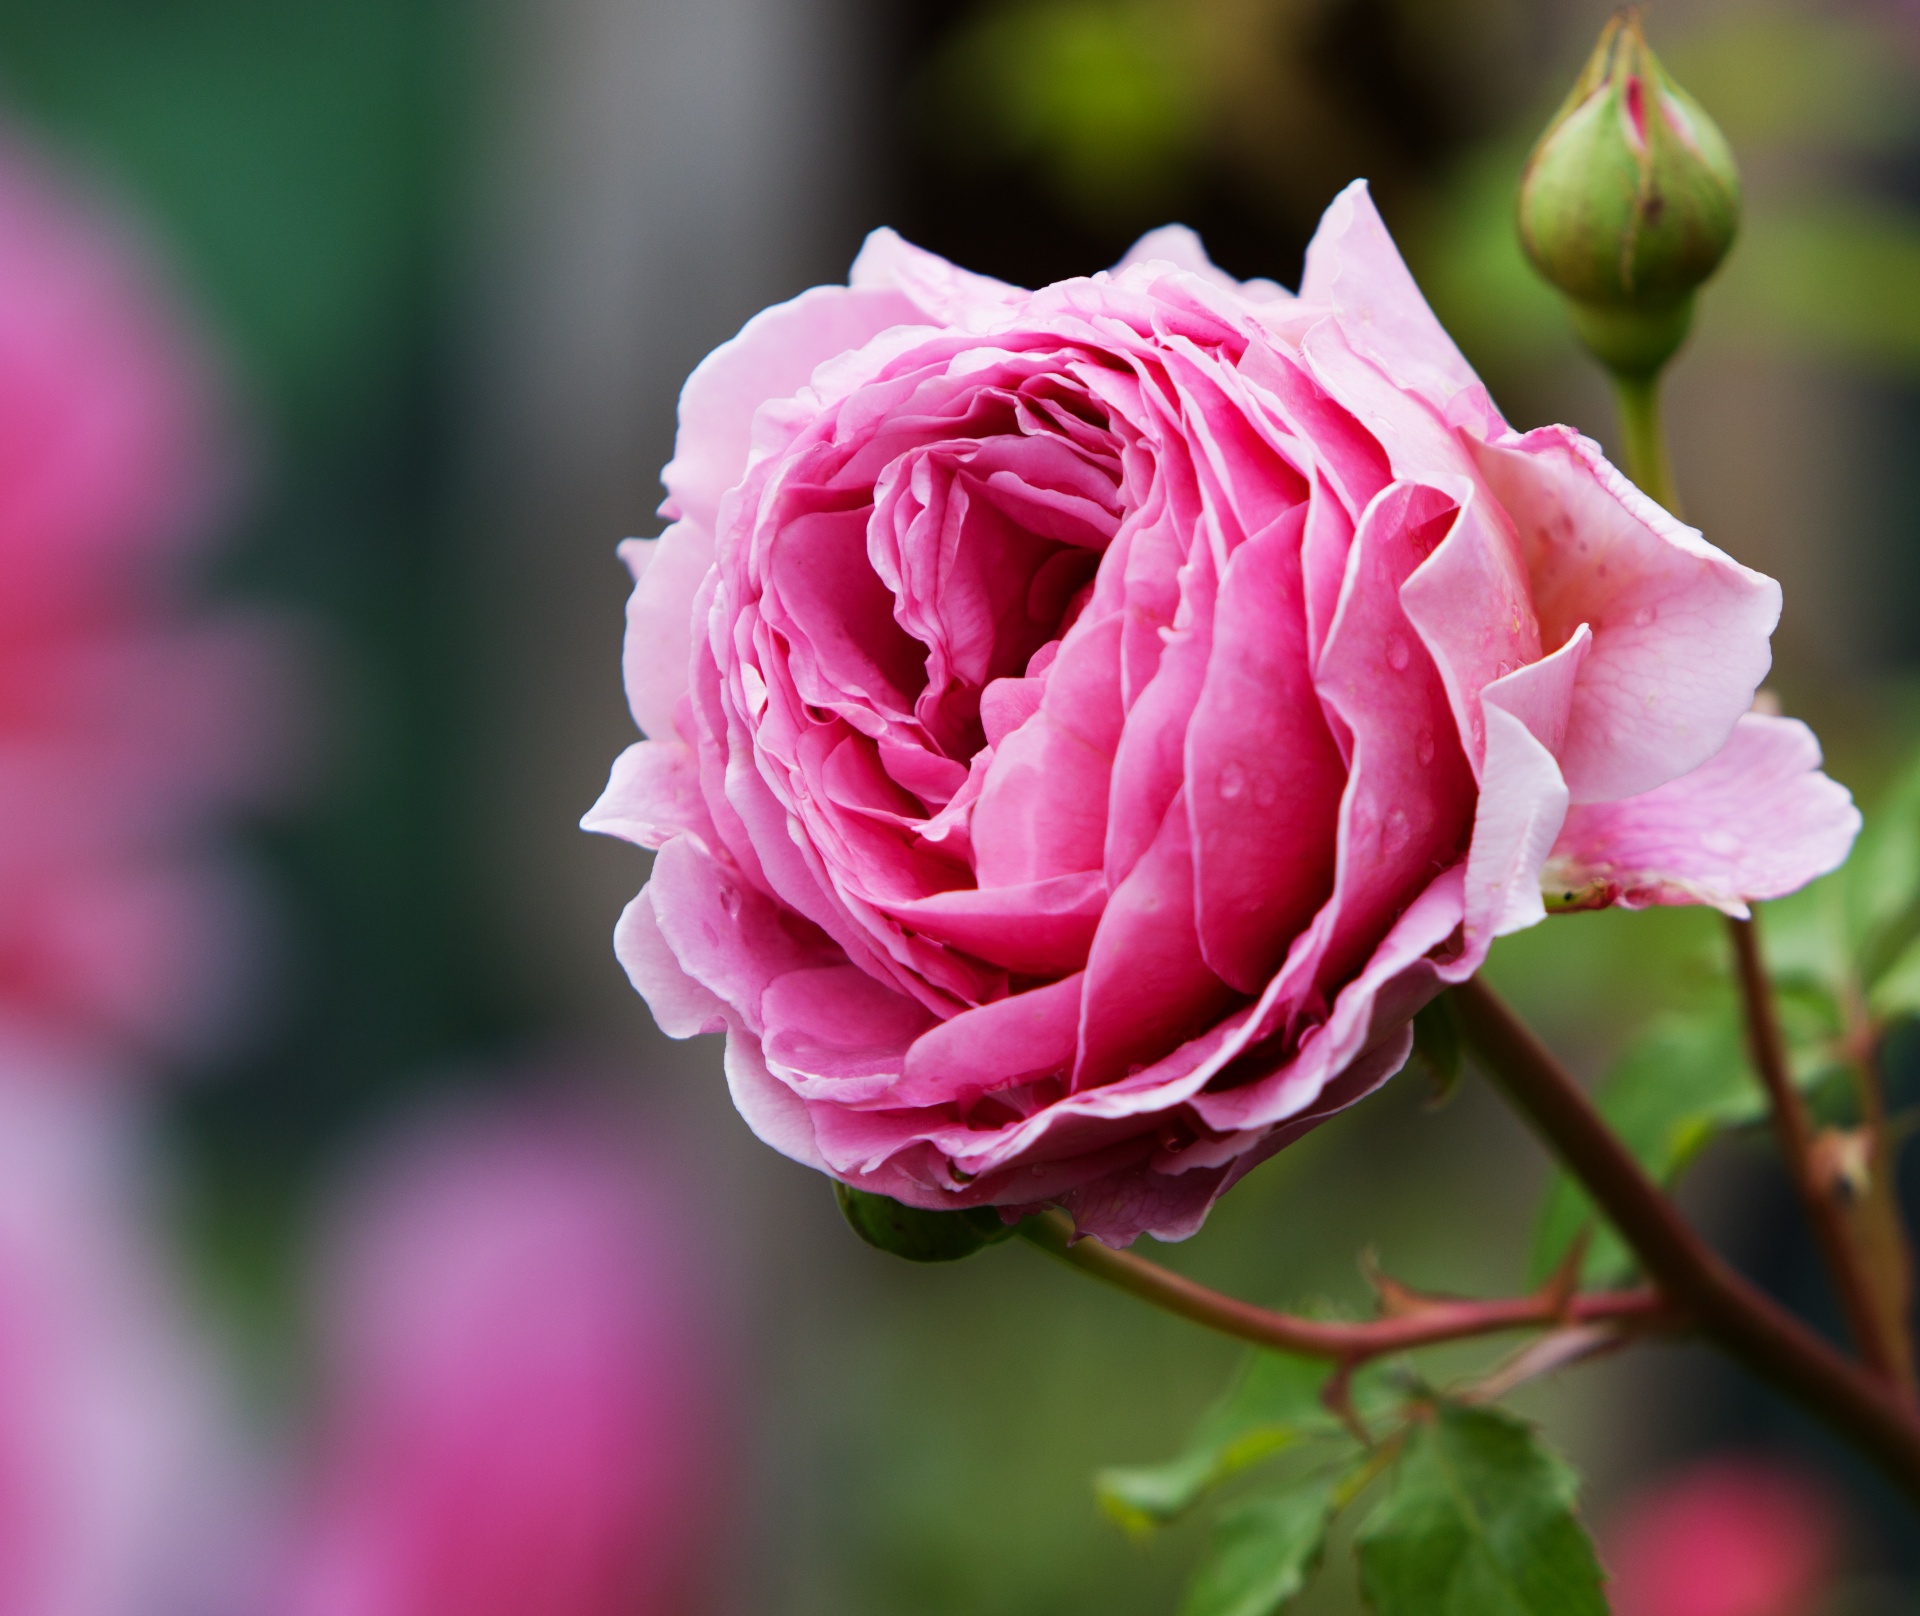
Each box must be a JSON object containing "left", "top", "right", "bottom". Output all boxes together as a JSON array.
[
  {"left": 0, "top": 131, "right": 300, "bottom": 1062},
  {"left": 271, "top": 1099, "right": 729, "bottom": 1616},
  {"left": 0, "top": 1044, "right": 251, "bottom": 1616},
  {"left": 587, "top": 182, "right": 1858, "bottom": 1245},
  {"left": 1604, "top": 1456, "right": 1838, "bottom": 1616}
]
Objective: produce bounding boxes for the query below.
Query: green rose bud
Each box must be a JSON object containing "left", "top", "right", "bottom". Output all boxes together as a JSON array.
[
  {"left": 1517, "top": 10, "right": 1740, "bottom": 378},
  {"left": 833, "top": 1182, "right": 1017, "bottom": 1262}
]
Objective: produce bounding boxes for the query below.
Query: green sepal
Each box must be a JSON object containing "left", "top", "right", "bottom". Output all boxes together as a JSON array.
[{"left": 832, "top": 1182, "right": 1013, "bottom": 1262}]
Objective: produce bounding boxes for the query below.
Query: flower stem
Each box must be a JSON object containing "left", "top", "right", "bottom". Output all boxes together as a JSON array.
[
  {"left": 1016, "top": 1209, "right": 1665, "bottom": 1366},
  {"left": 1455, "top": 976, "right": 1920, "bottom": 1498},
  {"left": 1608, "top": 371, "right": 1682, "bottom": 514},
  {"left": 1728, "top": 913, "right": 1912, "bottom": 1387}
]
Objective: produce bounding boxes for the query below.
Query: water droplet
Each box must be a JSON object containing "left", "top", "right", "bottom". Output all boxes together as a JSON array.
[
  {"left": 1217, "top": 763, "right": 1247, "bottom": 801},
  {"left": 1383, "top": 807, "right": 1411, "bottom": 855},
  {"left": 1386, "top": 634, "right": 1411, "bottom": 672},
  {"left": 1416, "top": 729, "right": 1436, "bottom": 766},
  {"left": 719, "top": 886, "right": 743, "bottom": 918},
  {"left": 1634, "top": 605, "right": 1657, "bottom": 628}
]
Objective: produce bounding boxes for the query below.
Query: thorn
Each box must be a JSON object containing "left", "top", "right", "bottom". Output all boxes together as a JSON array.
[
  {"left": 1361, "top": 1249, "right": 1455, "bottom": 1319},
  {"left": 1537, "top": 1229, "right": 1591, "bottom": 1321},
  {"left": 1320, "top": 1359, "right": 1373, "bottom": 1447}
]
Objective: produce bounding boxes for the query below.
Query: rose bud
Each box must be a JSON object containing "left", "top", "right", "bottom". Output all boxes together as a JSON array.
[
  {"left": 1517, "top": 10, "right": 1740, "bottom": 377},
  {"left": 587, "top": 185, "right": 1855, "bottom": 1248},
  {"left": 835, "top": 1182, "right": 1014, "bottom": 1262}
]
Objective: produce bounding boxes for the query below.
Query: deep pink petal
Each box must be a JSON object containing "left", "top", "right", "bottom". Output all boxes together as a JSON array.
[
  {"left": 1546, "top": 713, "right": 1860, "bottom": 915},
  {"left": 898, "top": 973, "right": 1084, "bottom": 1106},
  {"left": 1076, "top": 790, "right": 1237, "bottom": 1088},
  {"left": 761, "top": 965, "right": 933, "bottom": 1096},
  {"left": 1186, "top": 506, "right": 1345, "bottom": 992},
  {"left": 882, "top": 872, "right": 1106, "bottom": 976}
]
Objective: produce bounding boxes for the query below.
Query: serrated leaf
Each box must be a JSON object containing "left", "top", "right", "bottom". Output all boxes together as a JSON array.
[
  {"left": 1355, "top": 1404, "right": 1606, "bottom": 1616},
  {"left": 1096, "top": 1350, "right": 1377, "bottom": 1531},
  {"left": 1179, "top": 1474, "right": 1338, "bottom": 1616},
  {"left": 1531, "top": 1008, "right": 1762, "bottom": 1286}
]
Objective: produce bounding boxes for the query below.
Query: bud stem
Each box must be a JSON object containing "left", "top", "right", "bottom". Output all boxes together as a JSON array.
[{"left": 1607, "top": 370, "right": 1681, "bottom": 515}]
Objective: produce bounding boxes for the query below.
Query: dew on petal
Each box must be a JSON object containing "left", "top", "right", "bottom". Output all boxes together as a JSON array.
[
  {"left": 1386, "top": 634, "right": 1411, "bottom": 672},
  {"left": 1217, "top": 763, "right": 1247, "bottom": 801}
]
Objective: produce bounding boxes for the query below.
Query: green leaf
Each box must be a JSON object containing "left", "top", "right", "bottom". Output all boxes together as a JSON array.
[
  {"left": 1097, "top": 1351, "right": 1358, "bottom": 1532},
  {"left": 1355, "top": 1404, "right": 1607, "bottom": 1616},
  {"left": 1531, "top": 1008, "right": 1761, "bottom": 1286},
  {"left": 1179, "top": 1474, "right": 1338, "bottom": 1616}
]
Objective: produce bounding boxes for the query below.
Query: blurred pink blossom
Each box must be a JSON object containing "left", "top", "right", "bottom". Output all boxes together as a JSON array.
[
  {"left": 0, "top": 131, "right": 299, "bottom": 1062},
  {"left": 273, "top": 1098, "right": 730, "bottom": 1616},
  {"left": 1606, "top": 1455, "right": 1840, "bottom": 1616},
  {"left": 0, "top": 1032, "right": 253, "bottom": 1616}
]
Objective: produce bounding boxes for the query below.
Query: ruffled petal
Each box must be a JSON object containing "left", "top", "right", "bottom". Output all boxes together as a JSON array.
[
  {"left": 1471, "top": 426, "right": 1780, "bottom": 803},
  {"left": 1545, "top": 713, "right": 1860, "bottom": 916}
]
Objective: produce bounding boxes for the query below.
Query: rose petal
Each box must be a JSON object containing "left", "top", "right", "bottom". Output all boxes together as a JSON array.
[
  {"left": 611, "top": 887, "right": 729, "bottom": 1038},
  {"left": 1545, "top": 713, "right": 1860, "bottom": 915},
  {"left": 581, "top": 740, "right": 712, "bottom": 850},
  {"left": 1471, "top": 426, "right": 1781, "bottom": 804}
]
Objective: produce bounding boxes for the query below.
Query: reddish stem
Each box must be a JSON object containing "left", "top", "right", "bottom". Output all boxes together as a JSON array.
[
  {"left": 1727, "top": 913, "right": 1909, "bottom": 1386},
  {"left": 1455, "top": 976, "right": 1920, "bottom": 1501},
  {"left": 1018, "top": 1209, "right": 1667, "bottom": 1366}
]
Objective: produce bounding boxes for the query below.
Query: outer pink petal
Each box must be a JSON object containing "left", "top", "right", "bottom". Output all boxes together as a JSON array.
[
  {"left": 646, "top": 836, "right": 841, "bottom": 1034},
  {"left": 1462, "top": 629, "right": 1591, "bottom": 944},
  {"left": 612, "top": 887, "right": 729, "bottom": 1037},
  {"left": 1471, "top": 427, "right": 1780, "bottom": 803},
  {"left": 1112, "top": 225, "right": 1292, "bottom": 303},
  {"left": 621, "top": 528, "right": 713, "bottom": 742},
  {"left": 581, "top": 740, "right": 713, "bottom": 850},
  {"left": 660, "top": 283, "right": 924, "bottom": 531},
  {"left": 1545, "top": 713, "right": 1860, "bottom": 916},
  {"left": 1299, "top": 180, "right": 1502, "bottom": 436},
  {"left": 724, "top": 1029, "right": 827, "bottom": 1171},
  {"left": 848, "top": 227, "right": 1028, "bottom": 329}
]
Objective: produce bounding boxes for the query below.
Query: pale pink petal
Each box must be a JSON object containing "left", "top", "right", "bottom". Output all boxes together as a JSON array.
[
  {"left": 645, "top": 836, "right": 842, "bottom": 1034},
  {"left": 1299, "top": 179, "right": 1501, "bottom": 435},
  {"left": 612, "top": 888, "right": 728, "bottom": 1038},
  {"left": 1545, "top": 713, "right": 1860, "bottom": 916},
  {"left": 621, "top": 528, "right": 714, "bottom": 742},
  {"left": 848, "top": 227, "right": 1028, "bottom": 329},
  {"left": 661, "top": 283, "right": 924, "bottom": 531},
  {"left": 724, "top": 1029, "right": 827, "bottom": 1172},
  {"left": 1472, "top": 426, "right": 1780, "bottom": 803},
  {"left": 581, "top": 740, "right": 712, "bottom": 850},
  {"left": 1112, "top": 225, "right": 1292, "bottom": 303},
  {"left": 1461, "top": 628, "right": 1593, "bottom": 944}
]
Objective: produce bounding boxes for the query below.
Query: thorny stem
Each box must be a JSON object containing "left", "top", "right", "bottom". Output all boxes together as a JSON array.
[
  {"left": 1017, "top": 1209, "right": 1667, "bottom": 1367},
  {"left": 1455, "top": 977, "right": 1920, "bottom": 1500},
  {"left": 1727, "top": 913, "right": 1909, "bottom": 1386}
]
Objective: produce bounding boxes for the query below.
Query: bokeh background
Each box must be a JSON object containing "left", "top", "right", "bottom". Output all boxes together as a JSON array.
[{"left": 4, "top": 0, "right": 1920, "bottom": 1610}]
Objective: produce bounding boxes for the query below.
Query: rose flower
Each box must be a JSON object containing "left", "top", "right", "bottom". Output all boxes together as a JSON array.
[{"left": 588, "top": 183, "right": 1857, "bottom": 1244}]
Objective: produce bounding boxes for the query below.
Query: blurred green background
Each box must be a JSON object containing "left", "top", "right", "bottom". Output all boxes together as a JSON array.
[{"left": 12, "top": 0, "right": 1920, "bottom": 1609}]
